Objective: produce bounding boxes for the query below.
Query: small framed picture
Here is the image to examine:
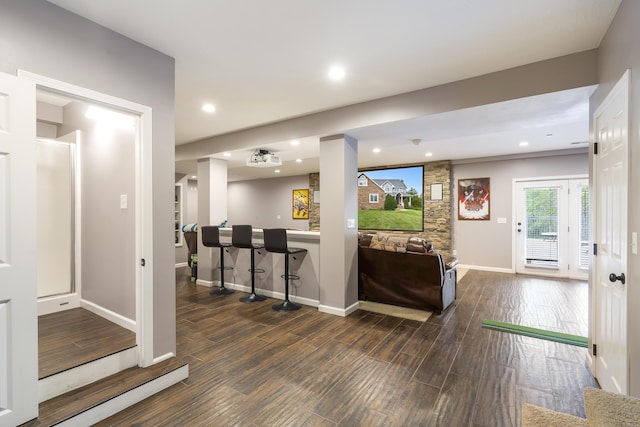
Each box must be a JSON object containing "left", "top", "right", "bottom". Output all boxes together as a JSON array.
[
  {"left": 430, "top": 183, "right": 443, "bottom": 201},
  {"left": 292, "top": 189, "right": 309, "bottom": 219}
]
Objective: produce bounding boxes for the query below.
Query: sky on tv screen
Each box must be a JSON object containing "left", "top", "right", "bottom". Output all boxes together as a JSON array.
[{"left": 364, "top": 166, "right": 423, "bottom": 194}]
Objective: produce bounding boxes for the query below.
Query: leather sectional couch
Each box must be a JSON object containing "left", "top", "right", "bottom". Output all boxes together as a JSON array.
[{"left": 358, "top": 233, "right": 458, "bottom": 314}]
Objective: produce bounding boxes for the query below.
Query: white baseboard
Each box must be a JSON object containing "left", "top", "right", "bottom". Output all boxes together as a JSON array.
[
  {"left": 81, "top": 299, "right": 136, "bottom": 333},
  {"left": 195, "top": 278, "right": 214, "bottom": 287},
  {"left": 586, "top": 350, "right": 595, "bottom": 376},
  {"left": 175, "top": 262, "right": 188, "bottom": 268},
  {"left": 195, "top": 280, "right": 320, "bottom": 308},
  {"left": 57, "top": 363, "right": 189, "bottom": 427},
  {"left": 153, "top": 352, "right": 176, "bottom": 364},
  {"left": 38, "top": 293, "right": 81, "bottom": 316},
  {"left": 318, "top": 301, "right": 359, "bottom": 317},
  {"left": 457, "top": 264, "right": 514, "bottom": 274},
  {"left": 39, "top": 346, "right": 138, "bottom": 402}
]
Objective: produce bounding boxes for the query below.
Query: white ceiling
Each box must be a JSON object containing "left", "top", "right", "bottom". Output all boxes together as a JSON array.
[{"left": 48, "top": 0, "right": 620, "bottom": 180}]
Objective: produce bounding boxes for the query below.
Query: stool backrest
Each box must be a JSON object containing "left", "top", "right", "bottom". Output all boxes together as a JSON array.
[
  {"left": 263, "top": 228, "right": 288, "bottom": 253},
  {"left": 201, "top": 225, "right": 221, "bottom": 247},
  {"left": 232, "top": 225, "right": 253, "bottom": 248}
]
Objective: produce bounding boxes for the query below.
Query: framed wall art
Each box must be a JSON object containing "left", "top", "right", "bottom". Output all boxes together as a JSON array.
[
  {"left": 292, "top": 189, "right": 309, "bottom": 219},
  {"left": 458, "top": 178, "right": 490, "bottom": 220}
]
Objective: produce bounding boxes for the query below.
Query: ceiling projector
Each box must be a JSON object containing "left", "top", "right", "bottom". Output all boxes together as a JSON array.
[{"left": 246, "top": 149, "right": 282, "bottom": 167}]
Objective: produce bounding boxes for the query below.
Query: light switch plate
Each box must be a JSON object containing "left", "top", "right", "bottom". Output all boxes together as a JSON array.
[
  {"left": 347, "top": 218, "right": 356, "bottom": 229},
  {"left": 632, "top": 231, "right": 638, "bottom": 255},
  {"left": 120, "top": 194, "right": 127, "bottom": 209},
  {"left": 497, "top": 217, "right": 507, "bottom": 224}
]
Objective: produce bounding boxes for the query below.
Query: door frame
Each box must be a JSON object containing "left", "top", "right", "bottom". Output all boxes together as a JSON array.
[
  {"left": 511, "top": 174, "right": 588, "bottom": 277},
  {"left": 19, "top": 70, "right": 155, "bottom": 368}
]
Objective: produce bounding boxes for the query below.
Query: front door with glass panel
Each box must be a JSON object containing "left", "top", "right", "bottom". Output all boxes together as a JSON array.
[{"left": 515, "top": 178, "right": 589, "bottom": 279}]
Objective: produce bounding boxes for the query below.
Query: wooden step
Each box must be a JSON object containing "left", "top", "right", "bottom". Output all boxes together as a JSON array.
[{"left": 21, "top": 358, "right": 189, "bottom": 427}]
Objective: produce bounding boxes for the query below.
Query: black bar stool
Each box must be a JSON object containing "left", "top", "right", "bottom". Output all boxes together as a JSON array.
[
  {"left": 232, "top": 225, "right": 267, "bottom": 303},
  {"left": 201, "top": 225, "right": 234, "bottom": 296},
  {"left": 263, "top": 228, "right": 307, "bottom": 311}
]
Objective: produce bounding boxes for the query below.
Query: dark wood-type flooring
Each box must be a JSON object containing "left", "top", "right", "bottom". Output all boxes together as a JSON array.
[
  {"left": 38, "top": 307, "right": 136, "bottom": 379},
  {"left": 93, "top": 268, "right": 595, "bottom": 426}
]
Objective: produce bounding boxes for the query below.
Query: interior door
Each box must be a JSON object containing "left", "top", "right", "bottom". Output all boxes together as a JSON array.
[
  {"left": 0, "top": 72, "right": 38, "bottom": 424},
  {"left": 594, "top": 71, "right": 629, "bottom": 394}
]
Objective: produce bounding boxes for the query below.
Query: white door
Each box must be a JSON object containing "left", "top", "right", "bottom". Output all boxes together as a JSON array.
[
  {"left": 0, "top": 73, "right": 39, "bottom": 424},
  {"left": 594, "top": 70, "right": 629, "bottom": 394},
  {"left": 515, "top": 178, "right": 588, "bottom": 279}
]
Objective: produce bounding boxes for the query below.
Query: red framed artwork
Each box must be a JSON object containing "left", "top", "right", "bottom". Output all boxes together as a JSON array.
[{"left": 458, "top": 178, "right": 490, "bottom": 220}]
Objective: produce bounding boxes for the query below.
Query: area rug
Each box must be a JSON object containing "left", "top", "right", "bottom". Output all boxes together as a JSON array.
[
  {"left": 481, "top": 319, "right": 588, "bottom": 348},
  {"left": 359, "top": 300, "right": 431, "bottom": 322}
]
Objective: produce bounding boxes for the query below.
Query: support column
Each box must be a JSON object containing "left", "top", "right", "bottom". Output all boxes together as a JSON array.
[
  {"left": 196, "top": 158, "right": 228, "bottom": 283},
  {"left": 318, "top": 134, "right": 358, "bottom": 316}
]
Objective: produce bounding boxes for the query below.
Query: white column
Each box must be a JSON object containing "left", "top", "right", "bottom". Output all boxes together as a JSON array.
[
  {"left": 196, "top": 158, "right": 228, "bottom": 283},
  {"left": 318, "top": 134, "right": 359, "bottom": 315}
]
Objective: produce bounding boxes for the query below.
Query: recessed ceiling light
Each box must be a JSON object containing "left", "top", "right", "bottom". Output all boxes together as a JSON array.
[
  {"left": 191, "top": 175, "right": 197, "bottom": 179},
  {"left": 274, "top": 169, "right": 281, "bottom": 174},
  {"left": 202, "top": 103, "right": 216, "bottom": 113},
  {"left": 519, "top": 141, "right": 529, "bottom": 147},
  {"left": 373, "top": 148, "right": 381, "bottom": 153},
  {"left": 328, "top": 66, "right": 345, "bottom": 81},
  {"left": 295, "top": 158, "right": 302, "bottom": 163},
  {"left": 425, "top": 152, "right": 433, "bottom": 157},
  {"left": 546, "top": 133, "right": 553, "bottom": 137},
  {"left": 223, "top": 152, "right": 231, "bottom": 157},
  {"left": 290, "top": 140, "right": 300, "bottom": 146}
]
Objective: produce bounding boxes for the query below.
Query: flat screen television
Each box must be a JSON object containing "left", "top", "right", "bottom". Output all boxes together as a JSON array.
[{"left": 357, "top": 165, "right": 424, "bottom": 232}]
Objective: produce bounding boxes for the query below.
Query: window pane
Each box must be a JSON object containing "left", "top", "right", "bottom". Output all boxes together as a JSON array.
[{"left": 525, "top": 187, "right": 559, "bottom": 268}]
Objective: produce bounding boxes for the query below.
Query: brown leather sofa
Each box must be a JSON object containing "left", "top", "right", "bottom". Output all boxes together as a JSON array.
[{"left": 358, "top": 233, "right": 458, "bottom": 314}]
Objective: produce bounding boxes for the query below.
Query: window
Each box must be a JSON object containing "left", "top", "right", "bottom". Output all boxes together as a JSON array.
[
  {"left": 384, "top": 184, "right": 392, "bottom": 192},
  {"left": 358, "top": 177, "right": 368, "bottom": 186},
  {"left": 369, "top": 194, "right": 379, "bottom": 203}
]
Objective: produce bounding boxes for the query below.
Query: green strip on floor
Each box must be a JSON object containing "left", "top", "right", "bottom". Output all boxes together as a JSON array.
[{"left": 481, "top": 319, "right": 588, "bottom": 348}]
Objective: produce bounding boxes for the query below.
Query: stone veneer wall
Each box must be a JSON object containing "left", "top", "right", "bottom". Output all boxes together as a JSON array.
[
  {"left": 423, "top": 160, "right": 452, "bottom": 255},
  {"left": 309, "top": 172, "right": 320, "bottom": 231},
  {"left": 307, "top": 162, "right": 452, "bottom": 254}
]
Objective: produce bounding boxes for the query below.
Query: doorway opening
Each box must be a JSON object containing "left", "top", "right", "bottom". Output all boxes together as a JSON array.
[{"left": 20, "top": 69, "right": 155, "bottom": 371}]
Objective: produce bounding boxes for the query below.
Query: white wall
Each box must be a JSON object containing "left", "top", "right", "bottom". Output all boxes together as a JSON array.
[
  {"left": 59, "top": 100, "right": 137, "bottom": 320},
  {"left": 452, "top": 152, "right": 588, "bottom": 270},
  {"left": 227, "top": 175, "right": 310, "bottom": 230}
]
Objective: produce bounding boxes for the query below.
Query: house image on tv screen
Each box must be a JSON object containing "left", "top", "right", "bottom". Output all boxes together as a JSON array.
[{"left": 357, "top": 172, "right": 413, "bottom": 209}]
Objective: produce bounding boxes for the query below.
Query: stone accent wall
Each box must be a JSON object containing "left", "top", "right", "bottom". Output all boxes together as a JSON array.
[
  {"left": 423, "top": 161, "right": 452, "bottom": 255},
  {"left": 309, "top": 172, "right": 320, "bottom": 231}
]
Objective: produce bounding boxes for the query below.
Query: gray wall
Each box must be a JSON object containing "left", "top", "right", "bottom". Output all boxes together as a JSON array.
[
  {"left": 59, "top": 101, "right": 136, "bottom": 319},
  {"left": 227, "top": 175, "right": 310, "bottom": 230},
  {"left": 0, "top": 0, "right": 176, "bottom": 358},
  {"left": 591, "top": 0, "right": 640, "bottom": 396},
  {"left": 452, "top": 152, "right": 588, "bottom": 269}
]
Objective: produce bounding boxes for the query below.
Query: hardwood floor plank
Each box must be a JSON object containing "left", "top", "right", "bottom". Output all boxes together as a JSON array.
[
  {"left": 413, "top": 339, "right": 460, "bottom": 387},
  {"left": 430, "top": 373, "right": 478, "bottom": 426},
  {"left": 389, "top": 380, "right": 440, "bottom": 427}
]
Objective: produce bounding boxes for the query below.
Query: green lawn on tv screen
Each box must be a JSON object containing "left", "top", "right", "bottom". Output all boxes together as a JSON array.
[{"left": 358, "top": 208, "right": 423, "bottom": 231}]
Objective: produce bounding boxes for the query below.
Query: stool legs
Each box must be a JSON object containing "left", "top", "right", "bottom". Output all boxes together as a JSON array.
[
  {"left": 210, "top": 246, "right": 234, "bottom": 296},
  {"left": 272, "top": 253, "right": 301, "bottom": 311},
  {"left": 239, "top": 248, "right": 266, "bottom": 303}
]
